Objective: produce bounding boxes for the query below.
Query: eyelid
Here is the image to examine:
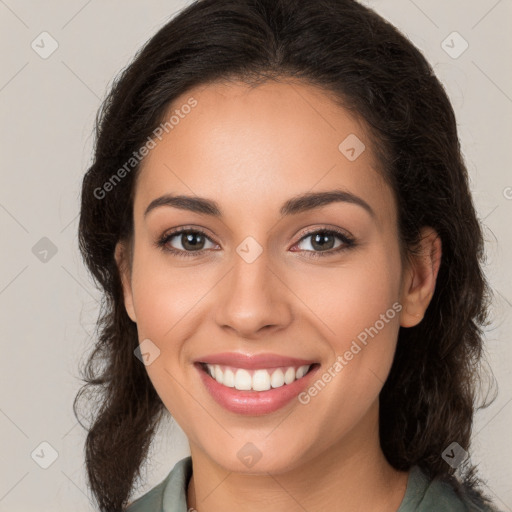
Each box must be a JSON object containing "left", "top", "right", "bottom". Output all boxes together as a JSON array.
[
  {"left": 158, "top": 224, "right": 218, "bottom": 244},
  {"left": 295, "top": 225, "right": 354, "bottom": 243},
  {"left": 156, "top": 225, "right": 219, "bottom": 256},
  {"left": 291, "top": 226, "right": 356, "bottom": 258},
  {"left": 156, "top": 225, "right": 356, "bottom": 258}
]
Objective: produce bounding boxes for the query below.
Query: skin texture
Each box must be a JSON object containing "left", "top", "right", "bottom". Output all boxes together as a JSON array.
[{"left": 115, "top": 80, "right": 441, "bottom": 512}]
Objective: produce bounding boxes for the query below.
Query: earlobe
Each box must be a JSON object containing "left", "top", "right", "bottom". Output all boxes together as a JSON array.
[
  {"left": 399, "top": 227, "right": 442, "bottom": 328},
  {"left": 114, "top": 241, "right": 137, "bottom": 323}
]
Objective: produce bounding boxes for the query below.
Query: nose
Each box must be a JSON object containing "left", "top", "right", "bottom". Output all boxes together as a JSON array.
[{"left": 214, "top": 250, "right": 293, "bottom": 339}]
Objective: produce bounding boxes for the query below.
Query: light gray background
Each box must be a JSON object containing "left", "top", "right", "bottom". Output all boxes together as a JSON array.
[{"left": 0, "top": 1, "right": 511, "bottom": 511}]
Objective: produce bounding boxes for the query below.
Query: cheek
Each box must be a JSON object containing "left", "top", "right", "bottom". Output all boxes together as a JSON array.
[
  {"left": 129, "top": 249, "right": 208, "bottom": 340},
  {"left": 128, "top": 252, "right": 204, "bottom": 422},
  {"left": 291, "top": 248, "right": 401, "bottom": 343},
  {"left": 303, "top": 246, "right": 403, "bottom": 431},
  {"left": 291, "top": 248, "right": 402, "bottom": 403}
]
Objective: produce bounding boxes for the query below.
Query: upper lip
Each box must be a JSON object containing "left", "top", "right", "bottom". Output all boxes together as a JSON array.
[{"left": 195, "top": 352, "right": 318, "bottom": 369}]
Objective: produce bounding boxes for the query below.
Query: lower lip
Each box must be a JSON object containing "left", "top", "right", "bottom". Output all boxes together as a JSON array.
[{"left": 195, "top": 363, "right": 320, "bottom": 415}]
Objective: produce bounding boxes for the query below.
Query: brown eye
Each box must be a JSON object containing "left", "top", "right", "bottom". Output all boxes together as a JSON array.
[
  {"left": 175, "top": 231, "right": 208, "bottom": 251},
  {"left": 293, "top": 229, "right": 355, "bottom": 258},
  {"left": 157, "top": 228, "right": 217, "bottom": 257}
]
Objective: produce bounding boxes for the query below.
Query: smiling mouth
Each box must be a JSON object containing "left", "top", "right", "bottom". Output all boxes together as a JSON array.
[{"left": 198, "top": 362, "right": 320, "bottom": 392}]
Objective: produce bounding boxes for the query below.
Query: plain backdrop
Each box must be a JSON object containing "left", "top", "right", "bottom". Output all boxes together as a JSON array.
[{"left": 0, "top": 1, "right": 511, "bottom": 511}]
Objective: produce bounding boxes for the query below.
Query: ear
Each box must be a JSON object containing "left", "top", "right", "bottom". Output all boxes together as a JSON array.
[
  {"left": 114, "top": 241, "right": 137, "bottom": 323},
  {"left": 399, "top": 227, "right": 442, "bottom": 328}
]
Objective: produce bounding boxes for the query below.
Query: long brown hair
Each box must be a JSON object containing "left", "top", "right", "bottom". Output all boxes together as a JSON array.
[{"left": 75, "top": 0, "right": 497, "bottom": 510}]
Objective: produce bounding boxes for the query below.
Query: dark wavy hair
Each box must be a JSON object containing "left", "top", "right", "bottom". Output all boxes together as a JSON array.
[{"left": 74, "top": 0, "right": 498, "bottom": 510}]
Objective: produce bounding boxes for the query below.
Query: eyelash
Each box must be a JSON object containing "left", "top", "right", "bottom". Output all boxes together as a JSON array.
[{"left": 155, "top": 226, "right": 356, "bottom": 259}]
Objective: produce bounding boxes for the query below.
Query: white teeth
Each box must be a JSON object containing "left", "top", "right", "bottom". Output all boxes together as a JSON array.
[
  {"left": 204, "top": 363, "right": 312, "bottom": 391},
  {"left": 234, "top": 369, "right": 252, "bottom": 390},
  {"left": 252, "top": 369, "right": 271, "bottom": 391},
  {"left": 223, "top": 368, "right": 235, "bottom": 387},
  {"left": 284, "top": 367, "right": 296, "bottom": 384},
  {"left": 270, "top": 369, "right": 285, "bottom": 388},
  {"left": 296, "top": 365, "right": 308, "bottom": 379}
]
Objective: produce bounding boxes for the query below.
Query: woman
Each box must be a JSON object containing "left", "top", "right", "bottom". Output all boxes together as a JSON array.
[{"left": 75, "top": 0, "right": 502, "bottom": 510}]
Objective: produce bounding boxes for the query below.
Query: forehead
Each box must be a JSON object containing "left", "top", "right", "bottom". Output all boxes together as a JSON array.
[{"left": 134, "top": 80, "right": 395, "bottom": 227}]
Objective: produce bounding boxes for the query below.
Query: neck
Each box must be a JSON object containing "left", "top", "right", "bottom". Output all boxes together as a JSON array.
[{"left": 186, "top": 403, "right": 409, "bottom": 512}]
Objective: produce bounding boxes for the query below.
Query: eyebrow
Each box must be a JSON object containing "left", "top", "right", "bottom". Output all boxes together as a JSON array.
[{"left": 144, "top": 189, "right": 375, "bottom": 219}]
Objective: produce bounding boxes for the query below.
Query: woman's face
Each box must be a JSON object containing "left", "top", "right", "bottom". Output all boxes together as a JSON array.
[{"left": 116, "top": 80, "right": 425, "bottom": 473}]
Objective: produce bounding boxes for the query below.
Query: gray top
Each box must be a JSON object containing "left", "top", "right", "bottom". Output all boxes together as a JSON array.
[{"left": 126, "top": 456, "right": 499, "bottom": 511}]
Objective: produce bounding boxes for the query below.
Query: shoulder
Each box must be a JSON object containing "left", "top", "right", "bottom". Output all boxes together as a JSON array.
[
  {"left": 125, "top": 475, "right": 170, "bottom": 512},
  {"left": 420, "top": 477, "right": 498, "bottom": 511},
  {"left": 125, "top": 456, "right": 192, "bottom": 512},
  {"left": 400, "top": 465, "right": 503, "bottom": 512}
]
